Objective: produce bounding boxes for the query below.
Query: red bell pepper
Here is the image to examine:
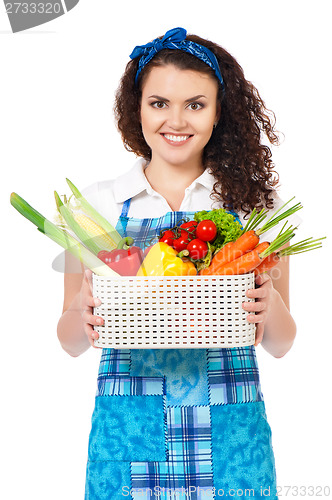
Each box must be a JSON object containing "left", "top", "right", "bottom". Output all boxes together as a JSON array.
[{"left": 98, "top": 237, "right": 143, "bottom": 276}]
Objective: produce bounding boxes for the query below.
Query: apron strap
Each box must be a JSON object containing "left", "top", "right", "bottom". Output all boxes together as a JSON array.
[{"left": 120, "top": 198, "right": 132, "bottom": 218}]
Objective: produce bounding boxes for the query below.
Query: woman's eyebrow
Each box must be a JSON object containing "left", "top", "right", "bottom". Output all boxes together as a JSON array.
[
  {"left": 185, "top": 95, "right": 207, "bottom": 103},
  {"left": 147, "top": 94, "right": 207, "bottom": 102},
  {"left": 148, "top": 95, "right": 170, "bottom": 102}
]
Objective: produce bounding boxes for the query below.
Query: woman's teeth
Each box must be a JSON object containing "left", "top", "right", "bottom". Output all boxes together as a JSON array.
[{"left": 163, "top": 134, "right": 191, "bottom": 142}]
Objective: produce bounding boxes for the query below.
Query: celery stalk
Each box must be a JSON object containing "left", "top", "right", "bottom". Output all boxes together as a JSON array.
[
  {"left": 10, "top": 192, "right": 119, "bottom": 277},
  {"left": 66, "top": 178, "right": 122, "bottom": 245}
]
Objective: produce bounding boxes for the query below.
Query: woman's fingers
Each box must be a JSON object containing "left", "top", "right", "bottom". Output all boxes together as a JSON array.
[
  {"left": 242, "top": 301, "right": 266, "bottom": 313},
  {"left": 80, "top": 270, "right": 103, "bottom": 348},
  {"left": 254, "top": 323, "right": 264, "bottom": 346},
  {"left": 82, "top": 308, "right": 104, "bottom": 325},
  {"left": 243, "top": 274, "right": 273, "bottom": 331},
  {"left": 246, "top": 286, "right": 267, "bottom": 300},
  {"left": 84, "top": 322, "right": 100, "bottom": 347}
]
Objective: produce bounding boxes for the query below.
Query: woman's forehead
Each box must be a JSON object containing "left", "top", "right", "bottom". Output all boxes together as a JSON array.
[{"left": 141, "top": 64, "right": 218, "bottom": 96}]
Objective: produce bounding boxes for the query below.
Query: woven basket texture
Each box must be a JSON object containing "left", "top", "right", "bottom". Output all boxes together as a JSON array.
[{"left": 92, "top": 274, "right": 256, "bottom": 349}]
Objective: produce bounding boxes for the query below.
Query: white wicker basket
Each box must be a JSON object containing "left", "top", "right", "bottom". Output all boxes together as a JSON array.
[{"left": 92, "top": 273, "right": 256, "bottom": 349}]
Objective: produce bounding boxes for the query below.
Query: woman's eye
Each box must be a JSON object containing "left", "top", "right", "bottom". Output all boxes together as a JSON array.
[
  {"left": 188, "top": 102, "right": 203, "bottom": 111},
  {"left": 151, "top": 101, "right": 167, "bottom": 109}
]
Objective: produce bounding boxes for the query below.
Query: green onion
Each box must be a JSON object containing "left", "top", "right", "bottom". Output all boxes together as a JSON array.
[
  {"left": 10, "top": 192, "right": 119, "bottom": 277},
  {"left": 66, "top": 178, "right": 122, "bottom": 245},
  {"left": 256, "top": 198, "right": 303, "bottom": 235},
  {"left": 277, "top": 236, "right": 326, "bottom": 256},
  {"left": 259, "top": 223, "right": 297, "bottom": 259},
  {"left": 241, "top": 207, "right": 269, "bottom": 233}
]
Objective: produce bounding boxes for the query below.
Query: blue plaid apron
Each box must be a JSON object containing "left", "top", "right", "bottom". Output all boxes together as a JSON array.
[{"left": 85, "top": 199, "right": 278, "bottom": 500}]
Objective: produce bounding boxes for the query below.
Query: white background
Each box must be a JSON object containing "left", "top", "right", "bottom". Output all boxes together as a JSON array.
[{"left": 1, "top": 1, "right": 331, "bottom": 499}]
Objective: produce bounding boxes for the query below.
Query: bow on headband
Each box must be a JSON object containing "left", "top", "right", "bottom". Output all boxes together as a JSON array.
[{"left": 130, "top": 27, "right": 225, "bottom": 91}]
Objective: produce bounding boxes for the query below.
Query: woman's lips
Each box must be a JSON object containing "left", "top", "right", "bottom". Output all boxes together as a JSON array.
[{"left": 161, "top": 133, "right": 193, "bottom": 146}]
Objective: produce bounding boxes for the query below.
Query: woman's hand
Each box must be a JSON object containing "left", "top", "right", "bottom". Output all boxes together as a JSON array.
[
  {"left": 242, "top": 273, "right": 275, "bottom": 346},
  {"left": 79, "top": 269, "right": 103, "bottom": 348}
]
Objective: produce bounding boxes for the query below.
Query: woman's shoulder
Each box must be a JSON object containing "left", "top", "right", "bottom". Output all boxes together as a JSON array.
[{"left": 81, "top": 158, "right": 147, "bottom": 201}]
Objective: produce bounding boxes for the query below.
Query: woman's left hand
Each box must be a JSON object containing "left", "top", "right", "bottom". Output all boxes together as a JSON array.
[{"left": 242, "top": 273, "right": 274, "bottom": 346}]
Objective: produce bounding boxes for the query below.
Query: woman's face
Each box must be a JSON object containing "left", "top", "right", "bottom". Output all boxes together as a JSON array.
[{"left": 140, "top": 64, "right": 220, "bottom": 169}]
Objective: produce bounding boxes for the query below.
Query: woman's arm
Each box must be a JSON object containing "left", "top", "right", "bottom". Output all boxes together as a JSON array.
[
  {"left": 242, "top": 253, "right": 297, "bottom": 358},
  {"left": 57, "top": 251, "right": 103, "bottom": 357}
]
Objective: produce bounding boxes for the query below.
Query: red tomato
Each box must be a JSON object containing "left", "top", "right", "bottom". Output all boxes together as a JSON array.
[
  {"left": 173, "top": 234, "right": 190, "bottom": 252},
  {"left": 186, "top": 239, "right": 208, "bottom": 260},
  {"left": 196, "top": 220, "right": 217, "bottom": 242},
  {"left": 159, "top": 230, "right": 176, "bottom": 247},
  {"left": 180, "top": 220, "right": 198, "bottom": 231}
]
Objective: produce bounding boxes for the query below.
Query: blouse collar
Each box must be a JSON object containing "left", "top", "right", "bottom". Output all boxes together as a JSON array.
[{"left": 113, "top": 158, "right": 216, "bottom": 203}]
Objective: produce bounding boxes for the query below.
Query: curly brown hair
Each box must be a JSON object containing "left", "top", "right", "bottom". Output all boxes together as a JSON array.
[{"left": 114, "top": 33, "right": 280, "bottom": 215}]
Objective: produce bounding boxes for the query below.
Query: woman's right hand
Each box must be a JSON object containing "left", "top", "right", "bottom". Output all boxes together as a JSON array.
[{"left": 79, "top": 269, "right": 103, "bottom": 348}]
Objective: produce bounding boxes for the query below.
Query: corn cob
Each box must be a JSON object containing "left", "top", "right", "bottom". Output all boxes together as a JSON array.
[
  {"left": 73, "top": 212, "right": 117, "bottom": 252},
  {"left": 55, "top": 191, "right": 117, "bottom": 255},
  {"left": 66, "top": 178, "right": 122, "bottom": 245}
]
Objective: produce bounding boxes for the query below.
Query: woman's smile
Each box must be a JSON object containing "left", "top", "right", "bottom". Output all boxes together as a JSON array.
[{"left": 161, "top": 133, "right": 194, "bottom": 146}]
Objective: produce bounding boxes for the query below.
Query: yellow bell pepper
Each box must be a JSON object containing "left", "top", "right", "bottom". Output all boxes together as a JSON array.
[{"left": 136, "top": 242, "right": 197, "bottom": 276}]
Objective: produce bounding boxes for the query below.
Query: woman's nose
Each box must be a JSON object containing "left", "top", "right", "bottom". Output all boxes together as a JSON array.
[{"left": 166, "top": 107, "right": 187, "bottom": 130}]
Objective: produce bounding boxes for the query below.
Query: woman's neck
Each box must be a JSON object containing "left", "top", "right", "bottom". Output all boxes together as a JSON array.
[
  {"left": 143, "top": 157, "right": 205, "bottom": 212},
  {"left": 144, "top": 157, "right": 205, "bottom": 194}
]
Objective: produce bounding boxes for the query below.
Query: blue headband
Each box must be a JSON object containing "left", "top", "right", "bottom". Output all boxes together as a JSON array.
[{"left": 129, "top": 27, "right": 225, "bottom": 91}]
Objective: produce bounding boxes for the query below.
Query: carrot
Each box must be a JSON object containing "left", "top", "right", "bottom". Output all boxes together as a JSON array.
[
  {"left": 215, "top": 241, "right": 270, "bottom": 275},
  {"left": 199, "top": 231, "right": 259, "bottom": 275},
  {"left": 211, "top": 224, "right": 297, "bottom": 275},
  {"left": 254, "top": 252, "right": 279, "bottom": 275},
  {"left": 253, "top": 241, "right": 270, "bottom": 253},
  {"left": 216, "top": 249, "right": 262, "bottom": 275}
]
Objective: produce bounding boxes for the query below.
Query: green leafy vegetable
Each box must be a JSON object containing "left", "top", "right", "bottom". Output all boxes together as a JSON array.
[{"left": 194, "top": 209, "right": 242, "bottom": 251}]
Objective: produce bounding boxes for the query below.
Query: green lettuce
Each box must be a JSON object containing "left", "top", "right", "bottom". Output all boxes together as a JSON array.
[{"left": 194, "top": 209, "right": 242, "bottom": 252}]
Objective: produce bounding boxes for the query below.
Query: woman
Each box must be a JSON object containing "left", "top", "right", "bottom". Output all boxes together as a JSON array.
[{"left": 57, "top": 27, "right": 296, "bottom": 499}]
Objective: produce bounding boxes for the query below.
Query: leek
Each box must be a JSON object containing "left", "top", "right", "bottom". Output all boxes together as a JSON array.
[
  {"left": 66, "top": 178, "right": 122, "bottom": 245},
  {"left": 10, "top": 192, "right": 119, "bottom": 277}
]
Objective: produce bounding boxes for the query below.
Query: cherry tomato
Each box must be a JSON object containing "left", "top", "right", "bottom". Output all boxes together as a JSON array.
[
  {"left": 196, "top": 220, "right": 217, "bottom": 242},
  {"left": 159, "top": 230, "right": 176, "bottom": 247},
  {"left": 173, "top": 234, "right": 190, "bottom": 252},
  {"left": 179, "top": 220, "right": 198, "bottom": 232},
  {"left": 186, "top": 239, "right": 208, "bottom": 260}
]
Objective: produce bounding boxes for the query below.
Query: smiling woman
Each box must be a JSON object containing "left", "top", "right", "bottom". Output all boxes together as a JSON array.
[{"left": 56, "top": 27, "right": 297, "bottom": 499}]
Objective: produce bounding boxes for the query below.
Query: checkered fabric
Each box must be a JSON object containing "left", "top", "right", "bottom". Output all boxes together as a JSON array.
[
  {"left": 85, "top": 202, "right": 277, "bottom": 500},
  {"left": 97, "top": 375, "right": 164, "bottom": 396},
  {"left": 207, "top": 347, "right": 263, "bottom": 404},
  {"left": 98, "top": 348, "right": 131, "bottom": 377}
]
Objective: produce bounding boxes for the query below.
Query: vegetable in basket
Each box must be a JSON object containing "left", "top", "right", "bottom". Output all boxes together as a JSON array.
[
  {"left": 194, "top": 208, "right": 243, "bottom": 250},
  {"left": 200, "top": 199, "right": 303, "bottom": 275},
  {"left": 136, "top": 242, "right": 197, "bottom": 276},
  {"left": 54, "top": 190, "right": 119, "bottom": 255},
  {"left": 10, "top": 192, "right": 119, "bottom": 277},
  {"left": 158, "top": 219, "right": 216, "bottom": 269},
  {"left": 98, "top": 237, "right": 144, "bottom": 276},
  {"left": 65, "top": 178, "right": 123, "bottom": 246},
  {"left": 206, "top": 223, "right": 296, "bottom": 275}
]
